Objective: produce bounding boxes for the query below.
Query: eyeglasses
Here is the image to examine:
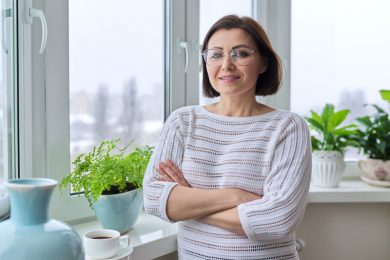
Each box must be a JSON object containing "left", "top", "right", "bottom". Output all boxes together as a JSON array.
[{"left": 202, "top": 47, "right": 257, "bottom": 67}]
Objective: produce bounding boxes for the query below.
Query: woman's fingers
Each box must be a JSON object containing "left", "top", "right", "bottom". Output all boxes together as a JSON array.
[
  {"left": 158, "top": 162, "right": 181, "bottom": 183},
  {"left": 158, "top": 161, "right": 190, "bottom": 187},
  {"left": 157, "top": 165, "right": 174, "bottom": 182},
  {"left": 166, "top": 160, "right": 190, "bottom": 186}
]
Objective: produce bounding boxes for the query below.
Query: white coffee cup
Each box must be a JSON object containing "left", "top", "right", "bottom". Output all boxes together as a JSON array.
[{"left": 83, "top": 229, "right": 130, "bottom": 259}]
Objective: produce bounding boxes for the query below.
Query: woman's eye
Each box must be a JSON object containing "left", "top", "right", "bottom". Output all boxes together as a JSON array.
[
  {"left": 210, "top": 52, "right": 223, "bottom": 59},
  {"left": 234, "top": 50, "right": 250, "bottom": 58}
]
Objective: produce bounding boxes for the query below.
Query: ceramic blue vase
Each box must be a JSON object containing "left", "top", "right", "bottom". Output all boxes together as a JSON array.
[
  {"left": 0, "top": 178, "right": 84, "bottom": 260},
  {"left": 94, "top": 188, "right": 143, "bottom": 234}
]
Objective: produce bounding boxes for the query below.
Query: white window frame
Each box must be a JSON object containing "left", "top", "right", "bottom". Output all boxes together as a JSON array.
[{"left": 254, "top": 0, "right": 291, "bottom": 111}]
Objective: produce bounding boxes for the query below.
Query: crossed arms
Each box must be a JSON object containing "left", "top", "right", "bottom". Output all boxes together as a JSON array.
[{"left": 157, "top": 160, "right": 261, "bottom": 236}]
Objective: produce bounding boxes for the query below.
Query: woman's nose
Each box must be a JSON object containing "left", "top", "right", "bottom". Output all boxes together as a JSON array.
[{"left": 221, "top": 54, "right": 235, "bottom": 70}]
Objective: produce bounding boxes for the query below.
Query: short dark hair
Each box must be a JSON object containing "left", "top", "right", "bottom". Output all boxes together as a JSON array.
[{"left": 201, "top": 15, "right": 283, "bottom": 98}]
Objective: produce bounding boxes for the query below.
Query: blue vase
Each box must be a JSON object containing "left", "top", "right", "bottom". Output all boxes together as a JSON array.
[
  {"left": 0, "top": 178, "right": 84, "bottom": 260},
  {"left": 94, "top": 188, "right": 143, "bottom": 234}
]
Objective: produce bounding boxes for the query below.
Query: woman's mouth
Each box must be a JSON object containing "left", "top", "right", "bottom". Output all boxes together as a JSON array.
[{"left": 219, "top": 75, "right": 240, "bottom": 82}]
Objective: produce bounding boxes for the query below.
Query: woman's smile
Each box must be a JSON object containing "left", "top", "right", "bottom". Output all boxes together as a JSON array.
[{"left": 219, "top": 74, "right": 241, "bottom": 83}]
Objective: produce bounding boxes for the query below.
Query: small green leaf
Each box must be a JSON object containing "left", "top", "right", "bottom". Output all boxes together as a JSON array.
[
  {"left": 380, "top": 90, "right": 390, "bottom": 103},
  {"left": 356, "top": 116, "right": 372, "bottom": 127},
  {"left": 305, "top": 118, "right": 325, "bottom": 132},
  {"left": 329, "top": 109, "right": 350, "bottom": 130},
  {"left": 321, "top": 104, "right": 335, "bottom": 130}
]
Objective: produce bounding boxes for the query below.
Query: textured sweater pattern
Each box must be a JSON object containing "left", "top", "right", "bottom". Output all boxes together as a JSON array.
[{"left": 143, "top": 106, "right": 312, "bottom": 260}]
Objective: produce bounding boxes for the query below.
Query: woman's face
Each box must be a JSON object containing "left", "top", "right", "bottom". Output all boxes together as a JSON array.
[{"left": 205, "top": 28, "right": 266, "bottom": 98}]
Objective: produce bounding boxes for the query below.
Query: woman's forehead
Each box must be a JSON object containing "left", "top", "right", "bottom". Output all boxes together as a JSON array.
[{"left": 207, "top": 28, "right": 256, "bottom": 49}]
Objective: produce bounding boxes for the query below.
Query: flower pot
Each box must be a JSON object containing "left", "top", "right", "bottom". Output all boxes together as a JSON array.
[
  {"left": 94, "top": 188, "right": 143, "bottom": 234},
  {"left": 312, "top": 151, "right": 345, "bottom": 187},
  {"left": 358, "top": 159, "right": 390, "bottom": 181},
  {"left": 0, "top": 178, "right": 84, "bottom": 260}
]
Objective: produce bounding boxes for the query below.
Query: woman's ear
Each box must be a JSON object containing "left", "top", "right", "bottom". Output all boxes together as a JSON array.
[{"left": 258, "top": 57, "right": 268, "bottom": 74}]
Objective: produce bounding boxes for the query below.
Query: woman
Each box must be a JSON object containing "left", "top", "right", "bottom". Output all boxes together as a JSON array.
[{"left": 143, "top": 15, "right": 311, "bottom": 260}]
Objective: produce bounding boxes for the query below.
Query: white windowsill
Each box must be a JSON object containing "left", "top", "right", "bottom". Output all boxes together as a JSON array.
[
  {"left": 309, "top": 177, "right": 390, "bottom": 203},
  {"left": 72, "top": 177, "right": 390, "bottom": 260}
]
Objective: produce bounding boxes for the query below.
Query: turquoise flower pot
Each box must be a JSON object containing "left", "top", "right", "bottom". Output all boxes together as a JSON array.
[
  {"left": 0, "top": 178, "right": 84, "bottom": 260},
  {"left": 94, "top": 188, "right": 143, "bottom": 234}
]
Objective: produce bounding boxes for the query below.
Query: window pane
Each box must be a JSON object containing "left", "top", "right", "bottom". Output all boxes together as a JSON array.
[
  {"left": 291, "top": 0, "right": 390, "bottom": 159},
  {"left": 291, "top": 0, "right": 390, "bottom": 117},
  {"left": 199, "top": 0, "right": 253, "bottom": 105},
  {"left": 69, "top": 0, "right": 165, "bottom": 159}
]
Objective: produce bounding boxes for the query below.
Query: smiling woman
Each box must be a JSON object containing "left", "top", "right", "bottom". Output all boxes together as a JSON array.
[{"left": 143, "top": 15, "right": 312, "bottom": 260}]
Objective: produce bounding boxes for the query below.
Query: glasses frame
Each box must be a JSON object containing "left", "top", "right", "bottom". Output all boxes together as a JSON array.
[{"left": 201, "top": 48, "right": 257, "bottom": 68}]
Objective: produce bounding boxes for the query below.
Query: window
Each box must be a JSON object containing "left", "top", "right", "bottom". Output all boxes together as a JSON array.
[
  {"left": 291, "top": 0, "right": 390, "bottom": 160},
  {"left": 38, "top": 0, "right": 191, "bottom": 222},
  {"left": 69, "top": 0, "right": 165, "bottom": 160},
  {"left": 291, "top": 0, "right": 390, "bottom": 120}
]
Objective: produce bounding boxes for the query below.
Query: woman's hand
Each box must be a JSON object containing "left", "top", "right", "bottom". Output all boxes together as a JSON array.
[{"left": 157, "top": 160, "right": 191, "bottom": 187}]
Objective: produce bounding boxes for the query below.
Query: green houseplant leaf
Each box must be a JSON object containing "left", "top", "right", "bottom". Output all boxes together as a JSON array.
[
  {"left": 59, "top": 139, "right": 154, "bottom": 208},
  {"left": 305, "top": 103, "right": 359, "bottom": 152},
  {"left": 380, "top": 90, "right": 390, "bottom": 103}
]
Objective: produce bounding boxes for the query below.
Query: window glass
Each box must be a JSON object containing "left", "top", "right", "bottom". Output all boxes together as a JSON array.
[
  {"left": 291, "top": 0, "right": 390, "bottom": 118},
  {"left": 69, "top": 0, "right": 165, "bottom": 160},
  {"left": 291, "top": 0, "right": 390, "bottom": 159},
  {"left": 199, "top": 0, "right": 253, "bottom": 105}
]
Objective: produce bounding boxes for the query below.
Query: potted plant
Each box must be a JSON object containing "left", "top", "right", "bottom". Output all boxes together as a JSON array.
[
  {"left": 60, "top": 139, "right": 153, "bottom": 233},
  {"left": 305, "top": 104, "right": 359, "bottom": 187},
  {"left": 356, "top": 90, "right": 390, "bottom": 185}
]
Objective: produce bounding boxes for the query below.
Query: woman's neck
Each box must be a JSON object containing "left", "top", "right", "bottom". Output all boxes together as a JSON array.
[{"left": 206, "top": 98, "right": 274, "bottom": 117}]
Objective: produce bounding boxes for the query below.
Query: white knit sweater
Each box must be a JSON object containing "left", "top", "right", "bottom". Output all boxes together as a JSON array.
[{"left": 143, "top": 106, "right": 312, "bottom": 260}]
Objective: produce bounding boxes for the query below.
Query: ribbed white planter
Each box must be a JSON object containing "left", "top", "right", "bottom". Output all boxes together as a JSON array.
[{"left": 312, "top": 151, "right": 345, "bottom": 187}]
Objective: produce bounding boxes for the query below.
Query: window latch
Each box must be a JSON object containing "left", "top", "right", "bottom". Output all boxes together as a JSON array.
[{"left": 25, "top": 0, "right": 47, "bottom": 54}]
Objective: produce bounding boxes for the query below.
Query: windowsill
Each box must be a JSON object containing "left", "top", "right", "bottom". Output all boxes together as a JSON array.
[
  {"left": 309, "top": 177, "right": 390, "bottom": 203},
  {"left": 72, "top": 177, "right": 390, "bottom": 260}
]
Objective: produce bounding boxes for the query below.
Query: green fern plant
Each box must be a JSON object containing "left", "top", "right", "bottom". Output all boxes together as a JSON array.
[
  {"left": 305, "top": 104, "right": 359, "bottom": 152},
  {"left": 60, "top": 139, "right": 153, "bottom": 208}
]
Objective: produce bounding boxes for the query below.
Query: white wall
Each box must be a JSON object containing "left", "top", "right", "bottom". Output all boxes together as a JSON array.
[{"left": 297, "top": 203, "right": 390, "bottom": 260}]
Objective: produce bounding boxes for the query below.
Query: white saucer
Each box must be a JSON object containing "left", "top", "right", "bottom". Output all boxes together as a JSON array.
[
  {"left": 85, "top": 246, "right": 133, "bottom": 260},
  {"left": 361, "top": 175, "right": 390, "bottom": 188}
]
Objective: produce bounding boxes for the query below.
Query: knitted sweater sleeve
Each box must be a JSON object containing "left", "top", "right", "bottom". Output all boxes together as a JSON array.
[
  {"left": 142, "top": 111, "right": 184, "bottom": 222},
  {"left": 237, "top": 114, "right": 312, "bottom": 241}
]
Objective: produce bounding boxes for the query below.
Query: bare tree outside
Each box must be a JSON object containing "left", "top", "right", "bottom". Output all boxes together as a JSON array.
[
  {"left": 93, "top": 84, "right": 110, "bottom": 143},
  {"left": 119, "top": 77, "right": 142, "bottom": 146}
]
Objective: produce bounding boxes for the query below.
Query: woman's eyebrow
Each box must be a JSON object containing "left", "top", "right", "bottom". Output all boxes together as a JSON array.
[
  {"left": 232, "top": 44, "right": 252, "bottom": 49},
  {"left": 207, "top": 44, "right": 252, "bottom": 50}
]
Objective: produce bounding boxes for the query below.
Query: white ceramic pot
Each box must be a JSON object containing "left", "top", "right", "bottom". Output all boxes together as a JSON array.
[{"left": 312, "top": 151, "right": 345, "bottom": 187}]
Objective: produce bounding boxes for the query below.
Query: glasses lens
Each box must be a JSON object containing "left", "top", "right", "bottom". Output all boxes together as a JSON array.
[
  {"left": 231, "top": 48, "right": 254, "bottom": 66},
  {"left": 203, "top": 49, "right": 224, "bottom": 67}
]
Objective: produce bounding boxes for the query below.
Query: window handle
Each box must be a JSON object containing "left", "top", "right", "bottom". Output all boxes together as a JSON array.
[
  {"left": 178, "top": 40, "right": 189, "bottom": 73},
  {"left": 25, "top": 0, "right": 47, "bottom": 54}
]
